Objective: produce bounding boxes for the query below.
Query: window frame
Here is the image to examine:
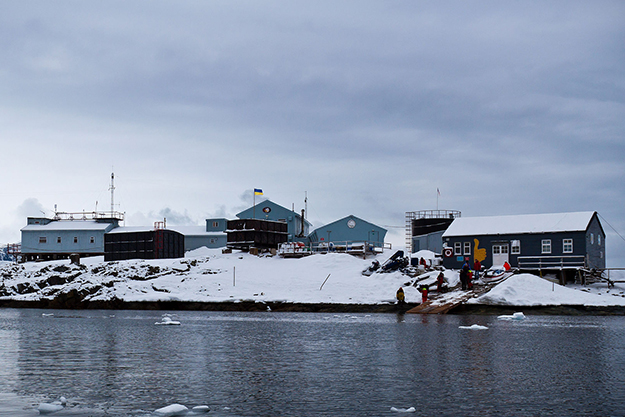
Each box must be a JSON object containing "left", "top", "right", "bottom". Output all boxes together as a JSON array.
[
  {"left": 511, "top": 240, "right": 521, "bottom": 255},
  {"left": 73, "top": 236, "right": 78, "bottom": 244},
  {"left": 541, "top": 239, "right": 552, "bottom": 254},
  {"left": 563, "top": 238, "right": 573, "bottom": 254},
  {"left": 454, "top": 242, "right": 462, "bottom": 255},
  {"left": 39, "top": 236, "right": 47, "bottom": 244},
  {"left": 463, "top": 242, "right": 471, "bottom": 255}
]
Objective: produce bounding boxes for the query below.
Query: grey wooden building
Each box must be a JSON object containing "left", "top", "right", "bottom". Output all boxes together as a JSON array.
[
  {"left": 441, "top": 211, "right": 606, "bottom": 272},
  {"left": 235, "top": 199, "right": 311, "bottom": 241},
  {"left": 307, "top": 215, "right": 388, "bottom": 253},
  {"left": 170, "top": 218, "right": 228, "bottom": 251},
  {"left": 20, "top": 213, "right": 122, "bottom": 261}
]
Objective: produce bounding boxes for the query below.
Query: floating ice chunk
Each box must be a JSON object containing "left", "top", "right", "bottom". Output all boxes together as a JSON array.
[
  {"left": 459, "top": 324, "right": 489, "bottom": 330},
  {"left": 155, "top": 316, "right": 181, "bottom": 325},
  {"left": 37, "top": 396, "right": 67, "bottom": 414},
  {"left": 498, "top": 312, "right": 526, "bottom": 321},
  {"left": 42, "top": 313, "right": 54, "bottom": 317},
  {"left": 391, "top": 406, "right": 416, "bottom": 413},
  {"left": 154, "top": 403, "right": 188, "bottom": 415},
  {"left": 189, "top": 405, "right": 210, "bottom": 414}
]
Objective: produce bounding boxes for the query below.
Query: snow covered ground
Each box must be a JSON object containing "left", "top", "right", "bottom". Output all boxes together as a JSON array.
[{"left": 1, "top": 247, "right": 624, "bottom": 308}]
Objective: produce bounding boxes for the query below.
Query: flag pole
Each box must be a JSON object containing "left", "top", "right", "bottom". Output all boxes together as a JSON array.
[
  {"left": 253, "top": 190, "right": 256, "bottom": 219},
  {"left": 436, "top": 188, "right": 439, "bottom": 211}
]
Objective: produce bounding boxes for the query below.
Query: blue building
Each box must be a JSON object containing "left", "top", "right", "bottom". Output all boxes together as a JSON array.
[
  {"left": 308, "top": 215, "right": 387, "bottom": 251},
  {"left": 441, "top": 211, "right": 606, "bottom": 272},
  {"left": 235, "top": 200, "right": 311, "bottom": 242},
  {"left": 21, "top": 213, "right": 121, "bottom": 261},
  {"left": 170, "top": 218, "right": 228, "bottom": 251}
]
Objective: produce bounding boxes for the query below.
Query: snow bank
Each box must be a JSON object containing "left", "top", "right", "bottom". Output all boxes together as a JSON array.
[
  {"left": 469, "top": 273, "right": 625, "bottom": 307},
  {"left": 2, "top": 250, "right": 624, "bottom": 309}
]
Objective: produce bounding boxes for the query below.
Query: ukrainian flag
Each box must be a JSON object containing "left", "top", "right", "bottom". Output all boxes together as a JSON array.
[{"left": 254, "top": 188, "right": 263, "bottom": 195}]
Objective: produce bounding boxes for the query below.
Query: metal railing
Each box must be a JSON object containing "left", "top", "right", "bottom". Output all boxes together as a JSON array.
[
  {"left": 52, "top": 211, "right": 125, "bottom": 221},
  {"left": 517, "top": 255, "right": 586, "bottom": 269},
  {"left": 311, "top": 240, "right": 391, "bottom": 254},
  {"left": 405, "top": 210, "right": 461, "bottom": 253}
]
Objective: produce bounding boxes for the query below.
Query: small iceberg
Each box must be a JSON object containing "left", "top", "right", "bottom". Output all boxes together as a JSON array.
[
  {"left": 155, "top": 315, "right": 181, "bottom": 326},
  {"left": 37, "top": 396, "right": 67, "bottom": 414},
  {"left": 391, "top": 406, "right": 416, "bottom": 413},
  {"left": 154, "top": 403, "right": 210, "bottom": 415},
  {"left": 498, "top": 312, "right": 526, "bottom": 321},
  {"left": 459, "top": 324, "right": 489, "bottom": 330},
  {"left": 154, "top": 404, "right": 188, "bottom": 415}
]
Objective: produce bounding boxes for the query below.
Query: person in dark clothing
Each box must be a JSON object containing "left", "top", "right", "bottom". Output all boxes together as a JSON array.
[
  {"left": 460, "top": 260, "right": 470, "bottom": 290},
  {"left": 396, "top": 287, "right": 405, "bottom": 305},
  {"left": 437, "top": 272, "right": 446, "bottom": 292}
]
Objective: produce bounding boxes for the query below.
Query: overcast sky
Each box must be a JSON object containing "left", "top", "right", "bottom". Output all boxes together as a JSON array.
[{"left": 1, "top": 1, "right": 624, "bottom": 266}]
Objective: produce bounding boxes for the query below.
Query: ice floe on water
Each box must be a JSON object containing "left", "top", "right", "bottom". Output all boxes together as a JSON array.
[
  {"left": 155, "top": 314, "right": 181, "bottom": 325},
  {"left": 153, "top": 403, "right": 210, "bottom": 416},
  {"left": 459, "top": 324, "right": 489, "bottom": 330},
  {"left": 497, "top": 312, "right": 526, "bottom": 321},
  {"left": 37, "top": 396, "right": 66, "bottom": 414},
  {"left": 390, "top": 406, "right": 416, "bottom": 413}
]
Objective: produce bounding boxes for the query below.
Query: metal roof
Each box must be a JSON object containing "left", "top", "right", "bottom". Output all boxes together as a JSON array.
[
  {"left": 442, "top": 211, "right": 597, "bottom": 237},
  {"left": 21, "top": 220, "right": 115, "bottom": 232}
]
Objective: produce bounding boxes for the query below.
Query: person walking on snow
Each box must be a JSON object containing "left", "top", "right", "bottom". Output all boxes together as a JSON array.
[
  {"left": 473, "top": 259, "right": 482, "bottom": 281},
  {"left": 460, "top": 260, "right": 470, "bottom": 290},
  {"left": 437, "top": 272, "right": 446, "bottom": 292},
  {"left": 418, "top": 284, "right": 429, "bottom": 304}
]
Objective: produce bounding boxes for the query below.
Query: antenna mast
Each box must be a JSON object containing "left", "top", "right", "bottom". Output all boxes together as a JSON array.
[{"left": 109, "top": 171, "right": 115, "bottom": 216}]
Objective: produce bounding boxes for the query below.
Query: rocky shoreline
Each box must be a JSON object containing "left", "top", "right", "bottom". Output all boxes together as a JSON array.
[{"left": 2, "top": 298, "right": 625, "bottom": 315}]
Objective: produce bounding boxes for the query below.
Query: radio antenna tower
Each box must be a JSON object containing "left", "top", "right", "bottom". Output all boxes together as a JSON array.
[{"left": 109, "top": 171, "right": 115, "bottom": 216}]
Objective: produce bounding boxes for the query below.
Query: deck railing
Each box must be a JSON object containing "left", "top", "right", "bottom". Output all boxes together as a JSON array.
[
  {"left": 517, "top": 255, "right": 586, "bottom": 269},
  {"left": 310, "top": 240, "right": 391, "bottom": 254}
]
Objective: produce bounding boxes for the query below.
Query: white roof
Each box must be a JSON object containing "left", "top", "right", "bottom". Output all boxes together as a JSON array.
[
  {"left": 22, "top": 220, "right": 114, "bottom": 232},
  {"left": 442, "top": 211, "right": 596, "bottom": 237}
]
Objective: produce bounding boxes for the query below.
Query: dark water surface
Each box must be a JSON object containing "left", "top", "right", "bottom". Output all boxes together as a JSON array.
[{"left": 1, "top": 309, "right": 624, "bottom": 416}]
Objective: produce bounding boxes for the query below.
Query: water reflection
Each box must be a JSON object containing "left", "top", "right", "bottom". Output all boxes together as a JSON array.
[{"left": 0, "top": 310, "right": 624, "bottom": 416}]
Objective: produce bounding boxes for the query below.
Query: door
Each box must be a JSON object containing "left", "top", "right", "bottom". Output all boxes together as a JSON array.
[{"left": 492, "top": 244, "right": 509, "bottom": 267}]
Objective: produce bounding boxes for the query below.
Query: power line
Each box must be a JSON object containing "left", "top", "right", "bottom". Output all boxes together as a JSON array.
[{"left": 598, "top": 213, "right": 625, "bottom": 243}]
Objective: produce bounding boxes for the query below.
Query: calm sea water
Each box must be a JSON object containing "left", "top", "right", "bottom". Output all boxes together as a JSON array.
[{"left": 0, "top": 308, "right": 624, "bottom": 416}]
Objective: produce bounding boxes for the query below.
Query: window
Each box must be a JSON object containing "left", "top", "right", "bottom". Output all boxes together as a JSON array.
[
  {"left": 501, "top": 245, "right": 509, "bottom": 254},
  {"left": 90, "top": 237, "right": 95, "bottom": 244},
  {"left": 39, "top": 236, "right": 47, "bottom": 244},
  {"left": 454, "top": 242, "right": 462, "bottom": 255},
  {"left": 57, "top": 237, "right": 62, "bottom": 244},
  {"left": 598, "top": 235, "right": 602, "bottom": 245},
  {"left": 563, "top": 239, "right": 573, "bottom": 253},
  {"left": 541, "top": 239, "right": 551, "bottom": 254},
  {"left": 463, "top": 242, "right": 471, "bottom": 255},
  {"left": 74, "top": 237, "right": 78, "bottom": 244},
  {"left": 511, "top": 240, "right": 521, "bottom": 254},
  {"left": 590, "top": 233, "right": 594, "bottom": 244},
  {"left": 493, "top": 245, "right": 500, "bottom": 255},
  {"left": 212, "top": 221, "right": 219, "bottom": 228}
]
